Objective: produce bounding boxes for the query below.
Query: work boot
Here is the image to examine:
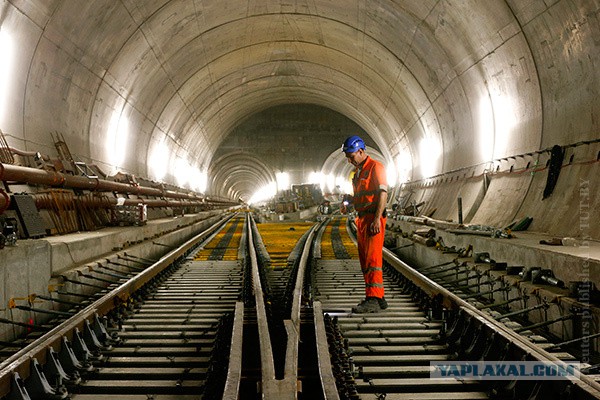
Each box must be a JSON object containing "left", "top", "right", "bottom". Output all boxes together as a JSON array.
[
  {"left": 378, "top": 297, "right": 388, "bottom": 310},
  {"left": 352, "top": 297, "right": 381, "bottom": 313}
]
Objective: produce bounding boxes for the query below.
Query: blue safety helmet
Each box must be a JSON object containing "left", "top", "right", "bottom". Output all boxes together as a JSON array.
[{"left": 342, "top": 135, "right": 366, "bottom": 153}]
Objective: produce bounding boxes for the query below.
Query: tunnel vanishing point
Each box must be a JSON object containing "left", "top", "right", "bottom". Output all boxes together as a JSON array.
[{"left": 0, "top": 0, "right": 598, "bottom": 233}]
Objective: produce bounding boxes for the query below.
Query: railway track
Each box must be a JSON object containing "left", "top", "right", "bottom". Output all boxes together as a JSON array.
[
  {"left": 72, "top": 260, "right": 241, "bottom": 399},
  {"left": 313, "top": 216, "right": 487, "bottom": 399},
  {"left": 1, "top": 212, "right": 599, "bottom": 400},
  {"left": 310, "top": 216, "right": 600, "bottom": 400},
  {"left": 74, "top": 214, "right": 247, "bottom": 399},
  {"left": 0, "top": 213, "right": 245, "bottom": 400},
  {"left": 0, "top": 212, "right": 228, "bottom": 364}
]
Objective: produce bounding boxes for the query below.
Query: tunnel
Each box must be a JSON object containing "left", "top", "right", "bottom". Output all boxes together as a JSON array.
[
  {"left": 0, "top": 0, "right": 598, "bottom": 237},
  {"left": 0, "top": 1, "right": 599, "bottom": 397}
]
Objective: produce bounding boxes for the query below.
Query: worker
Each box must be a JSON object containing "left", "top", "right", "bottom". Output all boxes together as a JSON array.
[
  {"left": 318, "top": 200, "right": 332, "bottom": 215},
  {"left": 341, "top": 135, "right": 388, "bottom": 313}
]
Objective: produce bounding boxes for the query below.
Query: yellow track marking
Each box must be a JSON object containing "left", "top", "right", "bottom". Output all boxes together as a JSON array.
[
  {"left": 255, "top": 222, "right": 314, "bottom": 268},
  {"left": 194, "top": 217, "right": 244, "bottom": 261},
  {"left": 320, "top": 217, "right": 358, "bottom": 260}
]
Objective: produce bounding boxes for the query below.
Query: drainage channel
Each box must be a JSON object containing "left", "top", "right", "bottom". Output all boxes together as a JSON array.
[{"left": 244, "top": 214, "right": 323, "bottom": 399}]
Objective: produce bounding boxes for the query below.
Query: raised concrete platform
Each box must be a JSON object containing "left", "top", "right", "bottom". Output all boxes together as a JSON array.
[
  {"left": 387, "top": 217, "right": 600, "bottom": 286},
  {"left": 44, "top": 211, "right": 225, "bottom": 274}
]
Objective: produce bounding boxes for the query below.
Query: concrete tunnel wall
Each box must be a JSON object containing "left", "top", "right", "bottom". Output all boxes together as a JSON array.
[{"left": 0, "top": 1, "right": 598, "bottom": 238}]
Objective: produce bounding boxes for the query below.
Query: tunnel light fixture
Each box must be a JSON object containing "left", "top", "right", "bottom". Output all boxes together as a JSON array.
[
  {"left": 249, "top": 181, "right": 277, "bottom": 205},
  {"left": 386, "top": 162, "right": 397, "bottom": 187},
  {"left": 0, "top": 29, "right": 14, "bottom": 125},
  {"left": 190, "top": 168, "right": 199, "bottom": 189},
  {"left": 189, "top": 166, "right": 201, "bottom": 191},
  {"left": 419, "top": 136, "right": 441, "bottom": 178},
  {"left": 106, "top": 110, "right": 129, "bottom": 175},
  {"left": 197, "top": 170, "right": 207, "bottom": 193},
  {"left": 308, "top": 171, "right": 322, "bottom": 185},
  {"left": 276, "top": 172, "right": 290, "bottom": 192},
  {"left": 479, "top": 93, "right": 516, "bottom": 161},
  {"left": 149, "top": 138, "right": 170, "bottom": 181},
  {"left": 491, "top": 95, "right": 516, "bottom": 159},
  {"left": 187, "top": 167, "right": 207, "bottom": 193},
  {"left": 326, "top": 173, "right": 335, "bottom": 192},
  {"left": 174, "top": 157, "right": 190, "bottom": 187},
  {"left": 335, "top": 175, "right": 352, "bottom": 195},
  {"left": 309, "top": 171, "right": 329, "bottom": 194},
  {"left": 176, "top": 161, "right": 206, "bottom": 193},
  {"left": 396, "top": 152, "right": 412, "bottom": 185},
  {"left": 478, "top": 97, "right": 495, "bottom": 162}
]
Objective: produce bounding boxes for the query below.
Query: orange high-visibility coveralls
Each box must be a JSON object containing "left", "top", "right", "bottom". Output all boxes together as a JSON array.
[{"left": 352, "top": 156, "right": 388, "bottom": 298}]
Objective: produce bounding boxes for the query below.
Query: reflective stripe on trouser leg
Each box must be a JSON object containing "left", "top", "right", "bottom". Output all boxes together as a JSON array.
[{"left": 355, "top": 214, "right": 385, "bottom": 298}]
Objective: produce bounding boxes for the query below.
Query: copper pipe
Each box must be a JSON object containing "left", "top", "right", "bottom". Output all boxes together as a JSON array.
[
  {"left": 0, "top": 163, "right": 207, "bottom": 202},
  {"left": 4, "top": 146, "right": 210, "bottom": 200}
]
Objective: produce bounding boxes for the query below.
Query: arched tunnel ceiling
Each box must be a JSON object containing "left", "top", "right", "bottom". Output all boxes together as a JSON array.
[
  {"left": 1, "top": 1, "right": 598, "bottom": 201},
  {"left": 211, "top": 104, "right": 375, "bottom": 200}
]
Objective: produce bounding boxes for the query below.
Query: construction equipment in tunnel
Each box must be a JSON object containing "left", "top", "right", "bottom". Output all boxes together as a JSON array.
[
  {"left": 0, "top": 136, "right": 237, "bottom": 239},
  {"left": 0, "top": 162, "right": 204, "bottom": 200}
]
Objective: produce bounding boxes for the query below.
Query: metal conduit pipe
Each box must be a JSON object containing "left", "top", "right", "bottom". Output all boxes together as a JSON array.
[{"left": 0, "top": 162, "right": 229, "bottom": 204}]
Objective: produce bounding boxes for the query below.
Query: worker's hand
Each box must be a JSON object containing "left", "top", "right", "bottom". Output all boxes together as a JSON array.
[{"left": 369, "top": 218, "right": 382, "bottom": 235}]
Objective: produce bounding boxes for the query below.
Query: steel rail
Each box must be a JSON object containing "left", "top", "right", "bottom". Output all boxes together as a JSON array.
[
  {"left": 247, "top": 215, "right": 322, "bottom": 399},
  {"left": 222, "top": 301, "right": 244, "bottom": 400},
  {"left": 290, "top": 222, "right": 321, "bottom": 325},
  {"left": 282, "top": 222, "right": 320, "bottom": 397},
  {"left": 313, "top": 301, "right": 341, "bottom": 400},
  {"left": 311, "top": 218, "right": 341, "bottom": 399},
  {"left": 245, "top": 214, "right": 336, "bottom": 398},
  {"left": 0, "top": 212, "right": 232, "bottom": 397},
  {"left": 312, "top": 216, "right": 328, "bottom": 259},
  {"left": 246, "top": 213, "right": 279, "bottom": 398}
]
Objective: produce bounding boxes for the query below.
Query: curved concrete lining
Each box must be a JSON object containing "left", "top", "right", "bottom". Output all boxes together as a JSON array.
[{"left": 0, "top": 0, "right": 598, "bottom": 237}]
